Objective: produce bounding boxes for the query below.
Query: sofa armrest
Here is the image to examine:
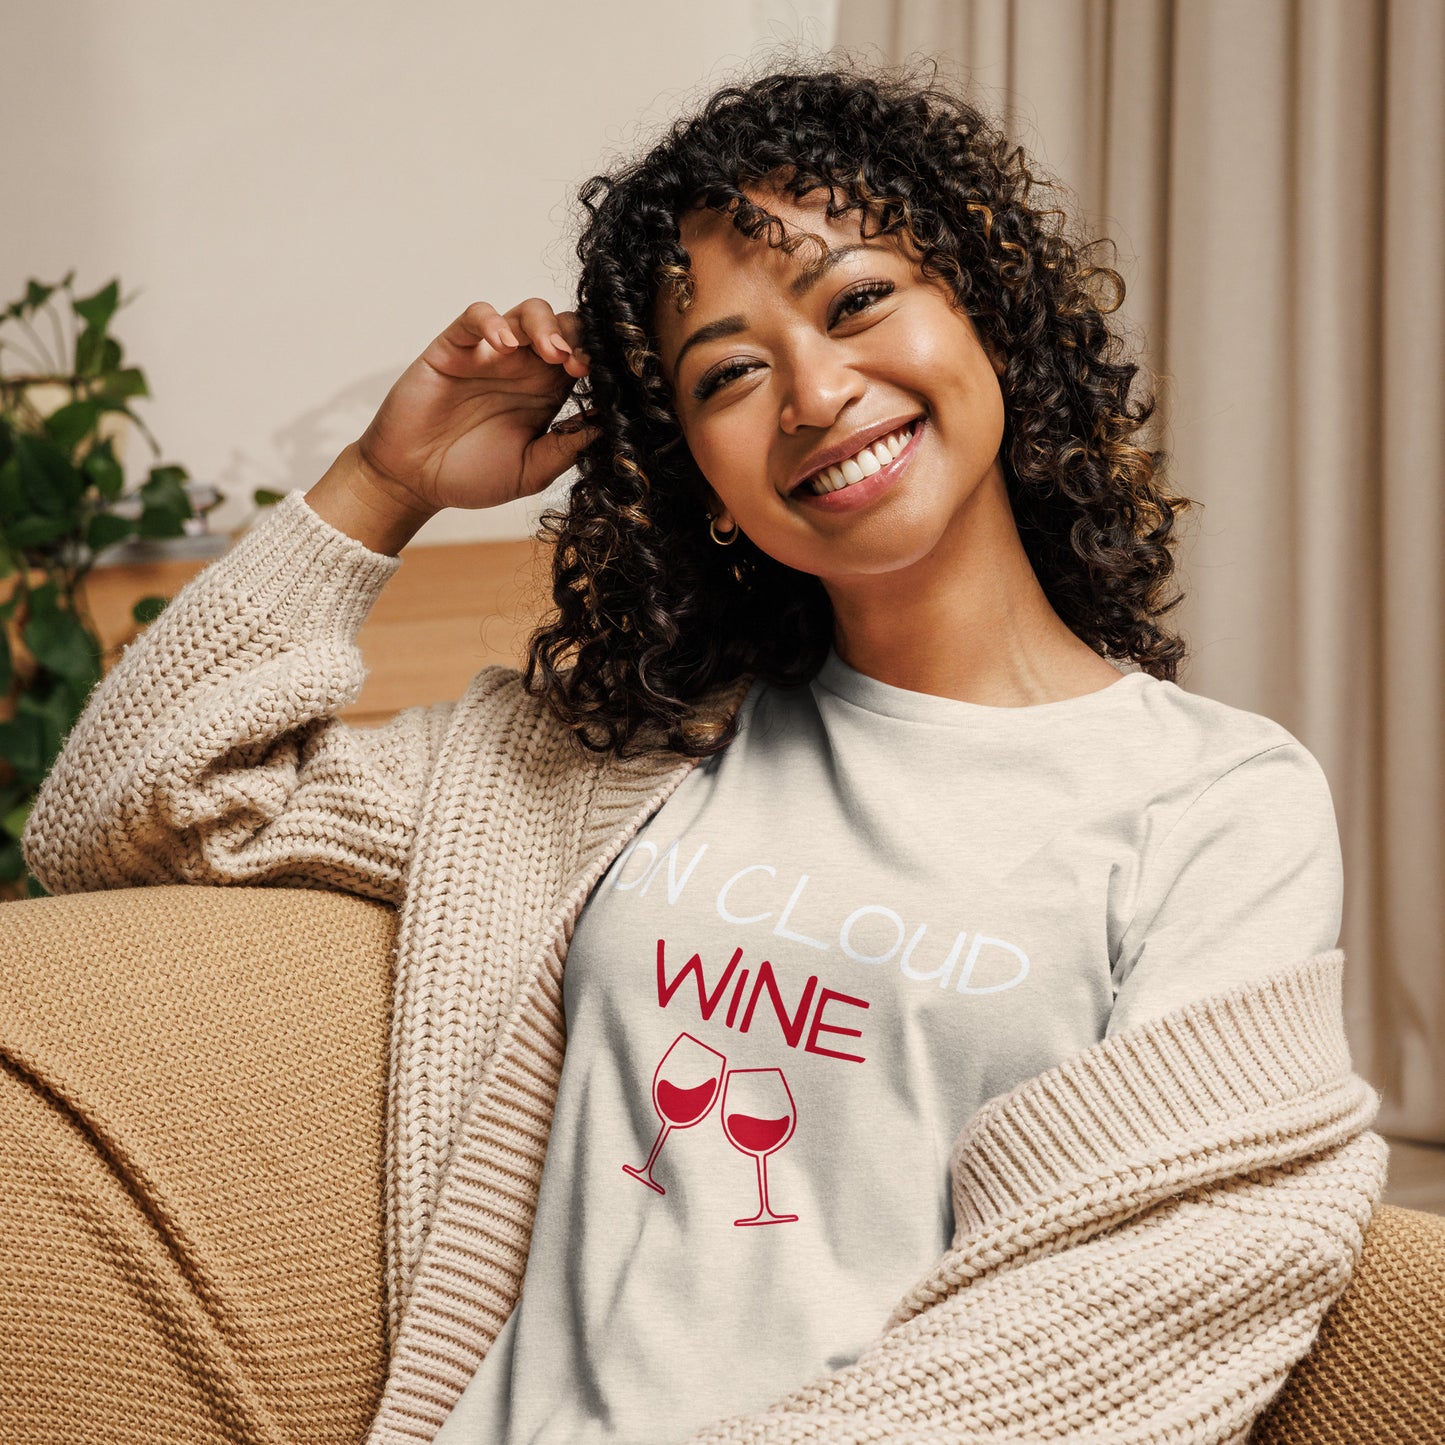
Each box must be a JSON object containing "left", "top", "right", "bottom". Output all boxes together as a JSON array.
[
  {"left": 1252, "top": 1202, "right": 1445, "bottom": 1443},
  {"left": 0, "top": 884, "right": 396, "bottom": 1444}
]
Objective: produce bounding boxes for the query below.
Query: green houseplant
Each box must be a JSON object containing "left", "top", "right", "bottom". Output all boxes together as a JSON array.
[{"left": 0, "top": 273, "right": 201, "bottom": 899}]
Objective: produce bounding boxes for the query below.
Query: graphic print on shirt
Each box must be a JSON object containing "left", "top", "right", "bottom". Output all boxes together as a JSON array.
[
  {"left": 620, "top": 1033, "right": 802, "bottom": 1225},
  {"left": 607, "top": 827, "right": 1038, "bottom": 1232},
  {"left": 621, "top": 1032, "right": 726, "bottom": 1195},
  {"left": 612, "top": 836, "right": 1035, "bottom": 1000},
  {"left": 720, "top": 1067, "right": 799, "bottom": 1226}
]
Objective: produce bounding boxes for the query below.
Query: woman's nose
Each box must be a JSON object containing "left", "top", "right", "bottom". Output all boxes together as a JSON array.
[{"left": 777, "top": 340, "right": 865, "bottom": 434}]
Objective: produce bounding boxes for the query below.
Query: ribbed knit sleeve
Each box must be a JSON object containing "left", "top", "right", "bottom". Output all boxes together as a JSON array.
[{"left": 21, "top": 489, "right": 454, "bottom": 906}]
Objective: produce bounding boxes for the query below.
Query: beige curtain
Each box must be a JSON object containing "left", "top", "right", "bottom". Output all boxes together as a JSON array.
[{"left": 835, "top": 0, "right": 1445, "bottom": 1140}]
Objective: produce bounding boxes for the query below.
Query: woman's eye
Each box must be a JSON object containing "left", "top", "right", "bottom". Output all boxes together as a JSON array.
[
  {"left": 829, "top": 280, "right": 895, "bottom": 326},
  {"left": 693, "top": 358, "right": 757, "bottom": 401}
]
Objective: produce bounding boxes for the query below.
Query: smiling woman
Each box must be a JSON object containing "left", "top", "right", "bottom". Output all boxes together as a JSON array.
[
  {"left": 656, "top": 198, "right": 1009, "bottom": 560},
  {"left": 650, "top": 189, "right": 1059, "bottom": 695},
  {"left": 524, "top": 66, "right": 1195, "bottom": 756},
  {"left": 15, "top": 55, "right": 1384, "bottom": 1445}
]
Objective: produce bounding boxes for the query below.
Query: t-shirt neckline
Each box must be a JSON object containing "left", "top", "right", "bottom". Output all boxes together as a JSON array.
[{"left": 812, "top": 647, "right": 1151, "bottom": 726}]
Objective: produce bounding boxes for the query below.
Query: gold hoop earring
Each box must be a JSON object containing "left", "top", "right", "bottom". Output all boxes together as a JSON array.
[{"left": 709, "top": 516, "right": 739, "bottom": 546}]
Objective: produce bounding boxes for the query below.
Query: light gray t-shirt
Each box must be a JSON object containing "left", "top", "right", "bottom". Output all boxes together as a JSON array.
[{"left": 434, "top": 651, "right": 1343, "bottom": 1443}]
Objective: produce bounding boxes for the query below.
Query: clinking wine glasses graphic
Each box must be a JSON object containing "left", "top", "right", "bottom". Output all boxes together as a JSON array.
[{"left": 622, "top": 1032, "right": 800, "bottom": 1226}]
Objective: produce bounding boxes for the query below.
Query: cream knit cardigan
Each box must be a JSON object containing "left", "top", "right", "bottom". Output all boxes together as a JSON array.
[{"left": 23, "top": 490, "right": 1388, "bottom": 1445}]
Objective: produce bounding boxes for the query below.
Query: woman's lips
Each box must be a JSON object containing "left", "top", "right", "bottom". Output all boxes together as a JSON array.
[{"left": 790, "top": 417, "right": 925, "bottom": 514}]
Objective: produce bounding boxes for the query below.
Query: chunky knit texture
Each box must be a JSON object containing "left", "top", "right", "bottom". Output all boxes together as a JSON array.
[
  {"left": 0, "top": 884, "right": 395, "bottom": 1444},
  {"left": 22, "top": 489, "right": 1390, "bottom": 1444}
]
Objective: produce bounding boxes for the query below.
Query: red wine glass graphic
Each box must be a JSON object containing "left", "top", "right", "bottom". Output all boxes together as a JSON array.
[
  {"left": 622, "top": 1032, "right": 726, "bottom": 1196},
  {"left": 721, "top": 1067, "right": 799, "bottom": 1226}
]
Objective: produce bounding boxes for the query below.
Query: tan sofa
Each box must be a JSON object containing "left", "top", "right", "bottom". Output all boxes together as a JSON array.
[{"left": 1, "top": 883, "right": 1441, "bottom": 1444}]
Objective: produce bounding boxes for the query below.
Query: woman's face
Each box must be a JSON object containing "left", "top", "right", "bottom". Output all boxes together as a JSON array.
[{"left": 652, "top": 188, "right": 1009, "bottom": 584}]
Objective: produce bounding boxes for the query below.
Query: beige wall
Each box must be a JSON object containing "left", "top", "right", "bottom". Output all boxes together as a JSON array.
[{"left": 0, "top": 0, "right": 838, "bottom": 543}]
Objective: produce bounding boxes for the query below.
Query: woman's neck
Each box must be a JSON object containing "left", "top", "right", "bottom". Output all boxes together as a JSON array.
[{"left": 824, "top": 469, "right": 1122, "bottom": 707}]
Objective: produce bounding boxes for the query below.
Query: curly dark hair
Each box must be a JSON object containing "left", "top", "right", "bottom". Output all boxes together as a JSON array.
[{"left": 523, "top": 59, "right": 1196, "bottom": 758}]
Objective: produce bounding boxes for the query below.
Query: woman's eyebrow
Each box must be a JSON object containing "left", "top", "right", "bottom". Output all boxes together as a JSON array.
[
  {"left": 670, "top": 242, "right": 892, "bottom": 380},
  {"left": 672, "top": 315, "right": 747, "bottom": 380},
  {"left": 789, "top": 241, "right": 887, "bottom": 296}
]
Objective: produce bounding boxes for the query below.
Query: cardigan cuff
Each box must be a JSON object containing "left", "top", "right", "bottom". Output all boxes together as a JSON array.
[{"left": 208, "top": 487, "right": 404, "bottom": 643}]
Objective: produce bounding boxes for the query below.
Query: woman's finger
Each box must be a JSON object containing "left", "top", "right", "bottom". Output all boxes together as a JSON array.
[
  {"left": 504, "top": 306, "right": 588, "bottom": 378},
  {"left": 553, "top": 310, "right": 592, "bottom": 377},
  {"left": 553, "top": 310, "right": 585, "bottom": 350},
  {"left": 438, "top": 301, "right": 506, "bottom": 350},
  {"left": 424, "top": 302, "right": 521, "bottom": 375},
  {"left": 506, "top": 298, "right": 576, "bottom": 367},
  {"left": 519, "top": 419, "right": 602, "bottom": 495},
  {"left": 422, "top": 299, "right": 585, "bottom": 381}
]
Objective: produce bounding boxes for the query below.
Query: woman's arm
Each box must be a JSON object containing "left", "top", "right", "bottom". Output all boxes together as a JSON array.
[
  {"left": 21, "top": 297, "right": 597, "bottom": 904},
  {"left": 306, "top": 442, "right": 438, "bottom": 558},
  {"left": 21, "top": 475, "right": 450, "bottom": 905},
  {"left": 684, "top": 950, "right": 1387, "bottom": 1444}
]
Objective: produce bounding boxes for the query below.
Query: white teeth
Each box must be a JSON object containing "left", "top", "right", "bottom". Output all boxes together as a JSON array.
[{"left": 803, "top": 422, "right": 915, "bottom": 495}]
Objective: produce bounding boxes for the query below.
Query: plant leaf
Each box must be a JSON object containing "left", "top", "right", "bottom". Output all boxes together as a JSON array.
[
  {"left": 22, "top": 602, "right": 101, "bottom": 683},
  {"left": 13, "top": 434, "right": 84, "bottom": 514},
  {"left": 1, "top": 795, "right": 30, "bottom": 842},
  {"left": 5, "top": 513, "right": 73, "bottom": 547},
  {"left": 76, "top": 324, "right": 105, "bottom": 376},
  {"left": 86, "top": 511, "right": 135, "bottom": 552},
  {"left": 23, "top": 280, "right": 55, "bottom": 313},
  {"left": 16, "top": 687, "right": 79, "bottom": 775},
  {"left": 74, "top": 327, "right": 123, "bottom": 378},
  {"left": 132, "top": 594, "right": 169, "bottom": 625},
  {"left": 44, "top": 399, "right": 101, "bottom": 452},
  {"left": 58, "top": 671, "right": 96, "bottom": 721},
  {"left": 0, "top": 777, "right": 29, "bottom": 818},
  {"left": 0, "top": 625, "right": 10, "bottom": 693},
  {"left": 138, "top": 506, "right": 189, "bottom": 539},
  {"left": 143, "top": 463, "right": 190, "bottom": 495},
  {"left": 253, "top": 488, "right": 286, "bottom": 506},
  {"left": 24, "top": 579, "right": 56, "bottom": 612},
  {"left": 0, "top": 837, "right": 24, "bottom": 884},
  {"left": 0, "top": 713, "right": 47, "bottom": 785},
  {"left": 82, "top": 438, "right": 125, "bottom": 499},
  {"left": 0, "top": 456, "right": 21, "bottom": 522},
  {"left": 99, "top": 366, "right": 148, "bottom": 401},
  {"left": 138, "top": 464, "right": 192, "bottom": 537},
  {"left": 73, "top": 279, "right": 120, "bottom": 331}
]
